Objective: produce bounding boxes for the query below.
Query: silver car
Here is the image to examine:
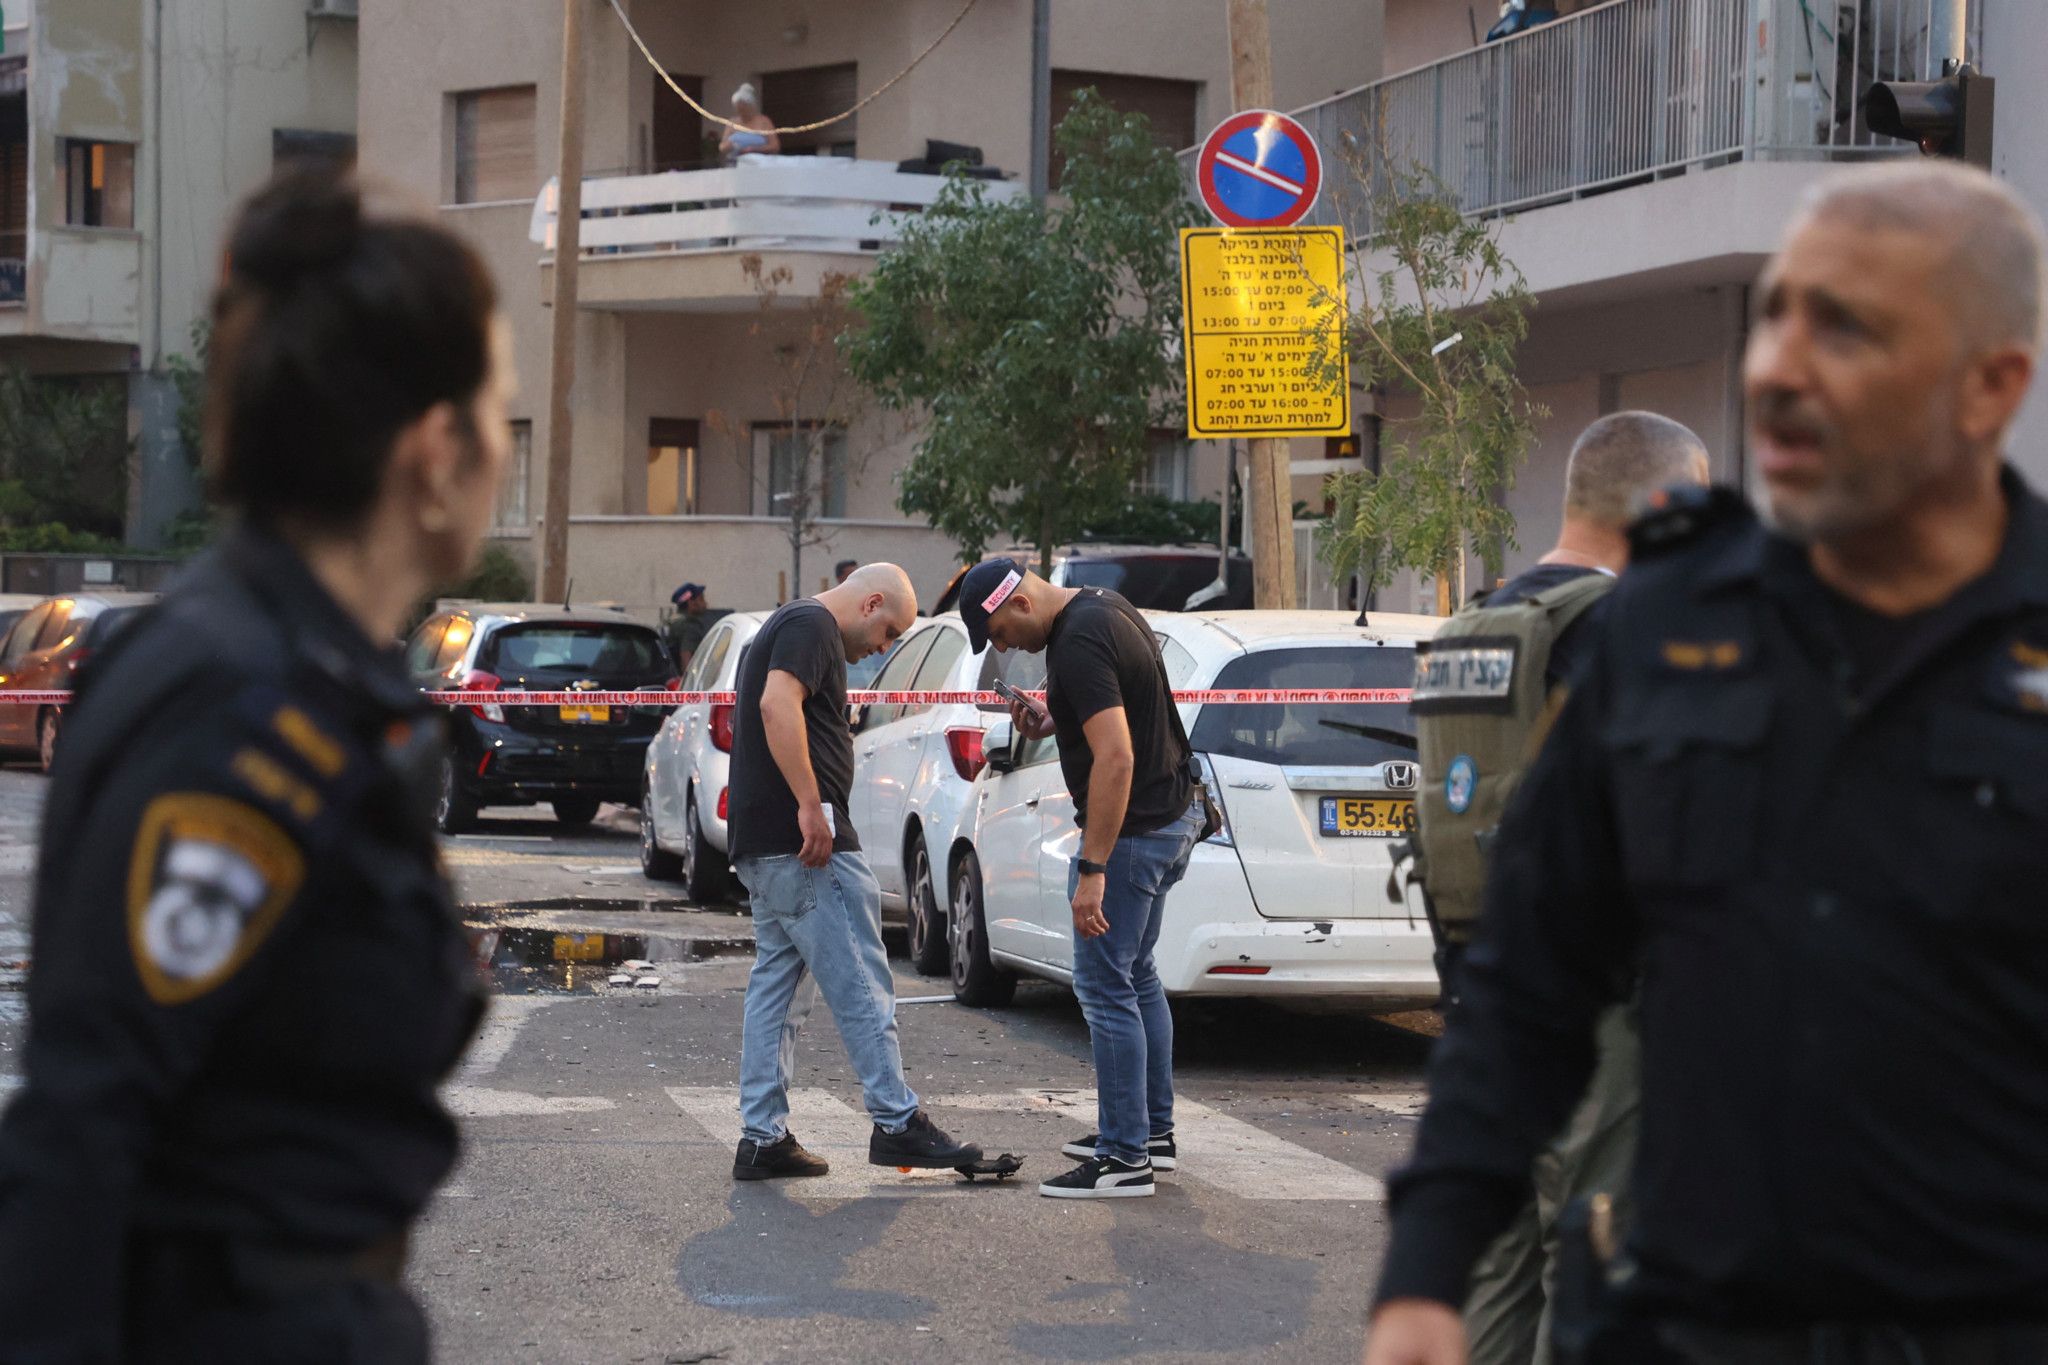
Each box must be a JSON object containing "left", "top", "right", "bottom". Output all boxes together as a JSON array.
[{"left": 640, "top": 610, "right": 766, "bottom": 900}]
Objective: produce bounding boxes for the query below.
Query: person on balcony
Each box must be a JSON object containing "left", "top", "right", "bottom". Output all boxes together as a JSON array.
[{"left": 719, "top": 84, "right": 781, "bottom": 164}]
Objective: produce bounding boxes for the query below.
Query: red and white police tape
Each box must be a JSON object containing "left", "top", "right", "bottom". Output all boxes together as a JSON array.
[{"left": 0, "top": 688, "right": 1415, "bottom": 707}]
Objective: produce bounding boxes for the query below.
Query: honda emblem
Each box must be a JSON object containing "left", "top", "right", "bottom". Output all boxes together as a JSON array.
[{"left": 1383, "top": 761, "right": 1419, "bottom": 790}]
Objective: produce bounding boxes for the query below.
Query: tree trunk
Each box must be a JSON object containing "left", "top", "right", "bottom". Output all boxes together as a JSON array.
[{"left": 1038, "top": 481, "right": 1056, "bottom": 578}]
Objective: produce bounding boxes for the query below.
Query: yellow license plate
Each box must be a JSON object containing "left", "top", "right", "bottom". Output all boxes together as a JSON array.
[
  {"left": 1319, "top": 796, "right": 1416, "bottom": 838},
  {"left": 559, "top": 704, "right": 610, "bottom": 724}
]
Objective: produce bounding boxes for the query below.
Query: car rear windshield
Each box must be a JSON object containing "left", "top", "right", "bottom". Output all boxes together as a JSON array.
[
  {"left": 483, "top": 624, "right": 669, "bottom": 681},
  {"left": 1063, "top": 556, "right": 1238, "bottom": 612},
  {"left": 1188, "top": 646, "right": 1416, "bottom": 768},
  {"left": 88, "top": 606, "right": 147, "bottom": 645}
]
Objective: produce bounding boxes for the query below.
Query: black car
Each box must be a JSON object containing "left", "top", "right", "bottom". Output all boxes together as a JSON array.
[{"left": 404, "top": 604, "right": 678, "bottom": 833}]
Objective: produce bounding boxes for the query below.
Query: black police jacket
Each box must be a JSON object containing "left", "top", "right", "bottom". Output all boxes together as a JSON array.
[
  {"left": 0, "top": 527, "right": 483, "bottom": 1361},
  {"left": 1378, "top": 470, "right": 2048, "bottom": 1326}
]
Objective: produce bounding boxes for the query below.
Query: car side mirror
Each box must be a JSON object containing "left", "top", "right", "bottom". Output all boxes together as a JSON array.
[{"left": 982, "top": 718, "right": 1017, "bottom": 775}]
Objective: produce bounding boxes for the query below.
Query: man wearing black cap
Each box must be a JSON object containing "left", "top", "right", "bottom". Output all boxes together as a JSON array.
[
  {"left": 667, "top": 582, "right": 724, "bottom": 671},
  {"left": 960, "top": 560, "right": 1205, "bottom": 1199}
]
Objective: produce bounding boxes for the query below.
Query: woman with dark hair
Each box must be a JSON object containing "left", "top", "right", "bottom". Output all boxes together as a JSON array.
[{"left": 0, "top": 167, "right": 513, "bottom": 1362}]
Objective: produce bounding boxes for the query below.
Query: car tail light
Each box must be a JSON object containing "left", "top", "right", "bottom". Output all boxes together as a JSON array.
[
  {"left": 459, "top": 670, "right": 506, "bottom": 723},
  {"left": 476, "top": 753, "right": 493, "bottom": 777},
  {"left": 1192, "top": 752, "right": 1234, "bottom": 846},
  {"left": 945, "top": 726, "right": 986, "bottom": 782},
  {"left": 716, "top": 787, "right": 729, "bottom": 820},
  {"left": 709, "top": 702, "right": 735, "bottom": 753},
  {"left": 1207, "top": 964, "right": 1271, "bottom": 976}
]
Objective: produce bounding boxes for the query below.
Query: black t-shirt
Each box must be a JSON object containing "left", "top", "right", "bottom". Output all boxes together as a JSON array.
[
  {"left": 1483, "top": 562, "right": 1613, "bottom": 690},
  {"left": 1826, "top": 589, "right": 1937, "bottom": 693},
  {"left": 1044, "top": 588, "right": 1191, "bottom": 838},
  {"left": 727, "top": 600, "right": 859, "bottom": 860}
]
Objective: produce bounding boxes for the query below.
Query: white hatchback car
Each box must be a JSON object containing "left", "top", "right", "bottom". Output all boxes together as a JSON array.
[
  {"left": 946, "top": 610, "right": 1442, "bottom": 1006},
  {"left": 640, "top": 610, "right": 767, "bottom": 901},
  {"left": 843, "top": 611, "right": 1013, "bottom": 974}
]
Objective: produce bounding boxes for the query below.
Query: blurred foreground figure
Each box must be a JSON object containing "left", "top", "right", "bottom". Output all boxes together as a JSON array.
[
  {"left": 0, "top": 167, "right": 516, "bottom": 1363},
  {"left": 1368, "top": 160, "right": 2048, "bottom": 1365}
]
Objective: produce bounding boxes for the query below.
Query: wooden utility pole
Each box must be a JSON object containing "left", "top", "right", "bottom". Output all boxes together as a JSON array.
[
  {"left": 1224, "top": 0, "right": 1297, "bottom": 611},
  {"left": 539, "top": 0, "right": 587, "bottom": 604}
]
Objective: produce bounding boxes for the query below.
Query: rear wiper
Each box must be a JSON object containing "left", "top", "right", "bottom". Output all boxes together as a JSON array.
[{"left": 1319, "top": 718, "right": 1418, "bottom": 749}]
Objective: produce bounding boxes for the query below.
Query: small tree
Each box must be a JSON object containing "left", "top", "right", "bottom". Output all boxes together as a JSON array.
[
  {"left": 0, "top": 368, "right": 132, "bottom": 538},
  {"left": 843, "top": 90, "right": 1200, "bottom": 573},
  {"left": 709, "top": 256, "right": 875, "bottom": 598},
  {"left": 1316, "top": 141, "right": 1541, "bottom": 611},
  {"left": 164, "top": 320, "right": 211, "bottom": 471}
]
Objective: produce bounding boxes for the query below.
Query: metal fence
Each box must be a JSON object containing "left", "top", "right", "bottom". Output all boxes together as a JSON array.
[{"left": 1227, "top": 0, "right": 1984, "bottom": 229}]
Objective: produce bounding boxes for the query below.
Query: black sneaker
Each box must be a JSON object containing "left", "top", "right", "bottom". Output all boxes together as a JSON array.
[
  {"left": 1039, "top": 1154, "right": 1155, "bottom": 1199},
  {"left": 732, "top": 1131, "right": 830, "bottom": 1182},
  {"left": 868, "top": 1110, "right": 983, "bottom": 1169},
  {"left": 1060, "top": 1132, "right": 1177, "bottom": 1171}
]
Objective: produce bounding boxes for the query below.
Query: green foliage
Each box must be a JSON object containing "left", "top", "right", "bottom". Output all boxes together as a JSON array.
[
  {"left": 161, "top": 508, "right": 219, "bottom": 553},
  {"left": 844, "top": 89, "right": 1201, "bottom": 572},
  {"left": 164, "top": 320, "right": 210, "bottom": 471},
  {"left": 0, "top": 368, "right": 132, "bottom": 539},
  {"left": 448, "top": 542, "right": 533, "bottom": 602},
  {"left": 1077, "top": 494, "right": 1234, "bottom": 548},
  {"left": 0, "top": 523, "right": 126, "bottom": 553},
  {"left": 1316, "top": 149, "right": 1541, "bottom": 605}
]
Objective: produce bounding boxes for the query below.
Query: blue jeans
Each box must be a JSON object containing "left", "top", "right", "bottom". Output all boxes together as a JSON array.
[
  {"left": 1069, "top": 799, "right": 1202, "bottom": 1164},
  {"left": 735, "top": 851, "right": 920, "bottom": 1143}
]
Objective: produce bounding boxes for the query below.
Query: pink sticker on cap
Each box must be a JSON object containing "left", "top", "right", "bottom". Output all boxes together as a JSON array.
[{"left": 980, "top": 569, "right": 1022, "bottom": 615}]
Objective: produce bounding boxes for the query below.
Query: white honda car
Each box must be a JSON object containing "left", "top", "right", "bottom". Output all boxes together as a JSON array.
[
  {"left": 946, "top": 610, "right": 1442, "bottom": 1006},
  {"left": 843, "top": 611, "right": 1010, "bottom": 974},
  {"left": 640, "top": 609, "right": 767, "bottom": 901}
]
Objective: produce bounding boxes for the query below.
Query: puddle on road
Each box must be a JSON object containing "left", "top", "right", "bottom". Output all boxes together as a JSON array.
[{"left": 467, "top": 925, "right": 750, "bottom": 996}]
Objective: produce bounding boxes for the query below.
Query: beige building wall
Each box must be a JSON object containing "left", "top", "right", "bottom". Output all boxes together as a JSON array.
[{"left": 361, "top": 0, "right": 1384, "bottom": 611}]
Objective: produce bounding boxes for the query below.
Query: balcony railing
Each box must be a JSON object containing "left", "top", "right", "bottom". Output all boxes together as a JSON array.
[
  {"left": 1205, "top": 0, "right": 1983, "bottom": 229},
  {"left": 535, "top": 157, "right": 1022, "bottom": 261}
]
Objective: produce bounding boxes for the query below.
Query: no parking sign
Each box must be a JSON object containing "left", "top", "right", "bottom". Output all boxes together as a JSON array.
[{"left": 1195, "top": 110, "right": 1323, "bottom": 229}]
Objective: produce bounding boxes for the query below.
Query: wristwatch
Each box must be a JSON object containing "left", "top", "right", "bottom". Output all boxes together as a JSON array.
[{"left": 1077, "top": 858, "right": 1109, "bottom": 876}]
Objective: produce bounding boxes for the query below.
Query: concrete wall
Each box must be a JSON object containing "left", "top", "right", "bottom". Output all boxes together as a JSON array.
[{"left": 1983, "top": 0, "right": 2048, "bottom": 490}]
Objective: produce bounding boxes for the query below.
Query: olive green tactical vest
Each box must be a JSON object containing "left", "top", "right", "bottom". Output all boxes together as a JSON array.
[{"left": 1411, "top": 572, "right": 1614, "bottom": 943}]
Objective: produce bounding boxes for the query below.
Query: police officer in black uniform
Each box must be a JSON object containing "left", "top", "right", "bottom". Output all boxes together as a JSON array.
[
  {"left": 0, "top": 168, "right": 513, "bottom": 1362},
  {"left": 1366, "top": 163, "right": 2048, "bottom": 1364}
]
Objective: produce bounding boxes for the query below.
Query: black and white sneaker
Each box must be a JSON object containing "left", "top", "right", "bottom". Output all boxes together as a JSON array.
[
  {"left": 1061, "top": 1132, "right": 1177, "bottom": 1171},
  {"left": 1039, "top": 1154, "right": 1155, "bottom": 1199}
]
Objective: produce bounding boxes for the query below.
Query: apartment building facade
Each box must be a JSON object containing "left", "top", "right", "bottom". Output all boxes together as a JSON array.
[
  {"left": 4, "top": 0, "right": 357, "bottom": 546},
  {"left": 1295, "top": 0, "right": 2047, "bottom": 612},
  {"left": 358, "top": 0, "right": 1381, "bottom": 613}
]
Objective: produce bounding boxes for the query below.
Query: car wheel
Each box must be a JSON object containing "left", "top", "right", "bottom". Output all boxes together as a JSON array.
[
  {"left": 949, "top": 850, "right": 1015, "bottom": 1007},
  {"left": 36, "top": 709, "right": 59, "bottom": 776},
  {"left": 906, "top": 833, "right": 948, "bottom": 976},
  {"left": 640, "top": 783, "right": 683, "bottom": 882},
  {"left": 551, "top": 795, "right": 602, "bottom": 828},
  {"left": 682, "top": 795, "right": 730, "bottom": 904},
  {"left": 435, "top": 756, "right": 480, "bottom": 835}
]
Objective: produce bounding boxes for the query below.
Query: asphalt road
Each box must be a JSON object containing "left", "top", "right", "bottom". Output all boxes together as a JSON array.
[{"left": 0, "top": 771, "right": 1440, "bottom": 1365}]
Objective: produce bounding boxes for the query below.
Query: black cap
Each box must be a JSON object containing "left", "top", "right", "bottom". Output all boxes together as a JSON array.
[
  {"left": 672, "top": 582, "right": 706, "bottom": 606},
  {"left": 957, "top": 558, "right": 1026, "bottom": 653}
]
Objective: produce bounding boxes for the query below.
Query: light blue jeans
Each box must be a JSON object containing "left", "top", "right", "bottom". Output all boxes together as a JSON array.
[
  {"left": 1069, "top": 799, "right": 1203, "bottom": 1164},
  {"left": 735, "top": 851, "right": 920, "bottom": 1143}
]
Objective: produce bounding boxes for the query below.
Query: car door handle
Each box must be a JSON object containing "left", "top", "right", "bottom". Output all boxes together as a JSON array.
[
  {"left": 1025, "top": 795, "right": 1041, "bottom": 808},
  {"left": 859, "top": 747, "right": 876, "bottom": 758}
]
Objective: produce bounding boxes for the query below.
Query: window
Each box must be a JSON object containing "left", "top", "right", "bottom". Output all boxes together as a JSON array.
[
  {"left": 860, "top": 627, "right": 939, "bottom": 732},
  {"left": 453, "top": 86, "right": 537, "bottom": 204},
  {"left": 1048, "top": 71, "right": 1199, "bottom": 187},
  {"left": 481, "top": 624, "right": 669, "bottom": 681},
  {"left": 34, "top": 602, "right": 75, "bottom": 651},
  {"left": 651, "top": 72, "right": 708, "bottom": 171},
  {"left": 900, "top": 628, "right": 967, "bottom": 723},
  {"left": 755, "top": 425, "right": 848, "bottom": 520},
  {"left": 273, "top": 128, "right": 357, "bottom": 173},
  {"left": 0, "top": 603, "right": 49, "bottom": 663},
  {"left": 760, "top": 63, "right": 857, "bottom": 156},
  {"left": 697, "top": 626, "right": 737, "bottom": 687},
  {"left": 496, "top": 420, "right": 532, "bottom": 529},
  {"left": 1134, "top": 434, "right": 1192, "bottom": 500},
  {"left": 680, "top": 623, "right": 726, "bottom": 690},
  {"left": 648, "top": 418, "right": 699, "bottom": 516},
  {"left": 405, "top": 618, "right": 449, "bottom": 676},
  {"left": 1188, "top": 646, "right": 1417, "bottom": 768},
  {"left": 434, "top": 617, "right": 476, "bottom": 673},
  {"left": 62, "top": 139, "right": 135, "bottom": 228}
]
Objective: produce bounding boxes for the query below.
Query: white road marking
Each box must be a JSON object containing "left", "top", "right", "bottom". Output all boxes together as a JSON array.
[
  {"left": 668, "top": 1086, "right": 1386, "bottom": 1203},
  {"left": 1354, "top": 1091, "right": 1428, "bottom": 1118},
  {"left": 0, "top": 997, "right": 23, "bottom": 1025},
  {"left": 943, "top": 1089, "right": 1385, "bottom": 1202},
  {"left": 0, "top": 847, "right": 34, "bottom": 874},
  {"left": 452, "top": 995, "right": 559, "bottom": 1082},
  {"left": 442, "top": 1085, "right": 614, "bottom": 1117},
  {"left": 667, "top": 1086, "right": 985, "bottom": 1201}
]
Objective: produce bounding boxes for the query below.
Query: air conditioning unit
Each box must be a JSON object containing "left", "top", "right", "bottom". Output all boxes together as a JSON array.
[{"left": 308, "top": 0, "right": 359, "bottom": 18}]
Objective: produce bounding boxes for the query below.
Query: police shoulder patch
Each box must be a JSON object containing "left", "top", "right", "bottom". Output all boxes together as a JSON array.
[{"left": 126, "top": 793, "right": 306, "bottom": 1006}]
